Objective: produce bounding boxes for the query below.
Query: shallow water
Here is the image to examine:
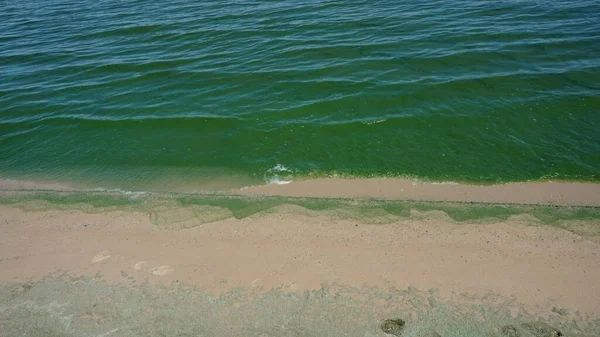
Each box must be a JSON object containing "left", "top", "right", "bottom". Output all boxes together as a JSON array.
[{"left": 1, "top": 0, "right": 599, "bottom": 189}]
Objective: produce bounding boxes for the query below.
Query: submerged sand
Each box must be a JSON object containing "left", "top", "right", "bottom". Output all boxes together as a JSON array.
[{"left": 1, "top": 182, "right": 600, "bottom": 335}]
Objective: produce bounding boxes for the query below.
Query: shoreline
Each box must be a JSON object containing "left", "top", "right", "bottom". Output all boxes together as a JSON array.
[
  {"left": 2, "top": 177, "right": 600, "bottom": 206},
  {"left": 241, "top": 178, "right": 600, "bottom": 206}
]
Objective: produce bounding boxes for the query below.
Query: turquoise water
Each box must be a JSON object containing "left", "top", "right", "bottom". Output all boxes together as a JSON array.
[{"left": 1, "top": 0, "right": 599, "bottom": 190}]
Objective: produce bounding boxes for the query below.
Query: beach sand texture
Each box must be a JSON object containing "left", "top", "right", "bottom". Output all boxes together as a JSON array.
[{"left": 1, "top": 185, "right": 599, "bottom": 336}]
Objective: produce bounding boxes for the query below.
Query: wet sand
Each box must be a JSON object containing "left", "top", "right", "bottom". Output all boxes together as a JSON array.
[
  {"left": 241, "top": 178, "right": 600, "bottom": 206},
  {"left": 2, "top": 177, "right": 600, "bottom": 206}
]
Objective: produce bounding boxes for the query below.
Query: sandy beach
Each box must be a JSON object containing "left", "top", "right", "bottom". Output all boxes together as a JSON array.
[
  {"left": 1, "top": 181, "right": 600, "bottom": 336},
  {"left": 3, "top": 1, "right": 599, "bottom": 335}
]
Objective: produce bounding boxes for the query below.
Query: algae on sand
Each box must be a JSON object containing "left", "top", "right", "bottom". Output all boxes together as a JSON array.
[
  {"left": 1, "top": 277, "right": 598, "bottom": 337},
  {"left": 1, "top": 191, "right": 599, "bottom": 236}
]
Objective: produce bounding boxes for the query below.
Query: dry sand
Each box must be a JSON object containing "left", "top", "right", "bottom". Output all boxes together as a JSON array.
[{"left": 1, "top": 203, "right": 599, "bottom": 315}]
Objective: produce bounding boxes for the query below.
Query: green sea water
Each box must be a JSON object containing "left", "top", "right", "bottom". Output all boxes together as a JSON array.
[{"left": 1, "top": 0, "right": 599, "bottom": 191}]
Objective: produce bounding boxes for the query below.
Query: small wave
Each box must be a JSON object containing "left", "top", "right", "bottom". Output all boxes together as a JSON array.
[
  {"left": 266, "top": 164, "right": 293, "bottom": 184},
  {"left": 363, "top": 119, "right": 387, "bottom": 125},
  {"left": 427, "top": 181, "right": 459, "bottom": 185},
  {"left": 93, "top": 187, "right": 149, "bottom": 198},
  {"left": 0, "top": 113, "right": 243, "bottom": 126},
  {"left": 267, "top": 177, "right": 292, "bottom": 185},
  {"left": 268, "top": 164, "right": 293, "bottom": 173}
]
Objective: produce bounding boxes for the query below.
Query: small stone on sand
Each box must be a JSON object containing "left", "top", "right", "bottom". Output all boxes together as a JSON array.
[{"left": 380, "top": 318, "right": 405, "bottom": 336}]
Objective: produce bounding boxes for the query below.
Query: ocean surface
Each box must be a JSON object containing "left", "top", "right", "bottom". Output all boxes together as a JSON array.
[{"left": 1, "top": 0, "right": 599, "bottom": 191}]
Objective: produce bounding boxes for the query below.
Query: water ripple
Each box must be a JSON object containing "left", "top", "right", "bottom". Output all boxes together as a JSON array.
[{"left": 1, "top": 0, "right": 599, "bottom": 185}]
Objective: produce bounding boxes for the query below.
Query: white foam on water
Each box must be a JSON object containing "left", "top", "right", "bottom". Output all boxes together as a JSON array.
[
  {"left": 268, "top": 176, "right": 292, "bottom": 185},
  {"left": 363, "top": 118, "right": 387, "bottom": 125},
  {"left": 268, "top": 164, "right": 292, "bottom": 173},
  {"left": 428, "top": 181, "right": 459, "bottom": 185},
  {"left": 94, "top": 187, "right": 149, "bottom": 197},
  {"left": 266, "top": 164, "right": 293, "bottom": 184}
]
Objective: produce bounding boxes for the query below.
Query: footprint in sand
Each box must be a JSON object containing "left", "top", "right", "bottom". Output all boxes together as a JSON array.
[
  {"left": 251, "top": 278, "right": 264, "bottom": 289},
  {"left": 150, "top": 265, "right": 174, "bottom": 276},
  {"left": 133, "top": 261, "right": 147, "bottom": 271},
  {"left": 91, "top": 251, "right": 111, "bottom": 263}
]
